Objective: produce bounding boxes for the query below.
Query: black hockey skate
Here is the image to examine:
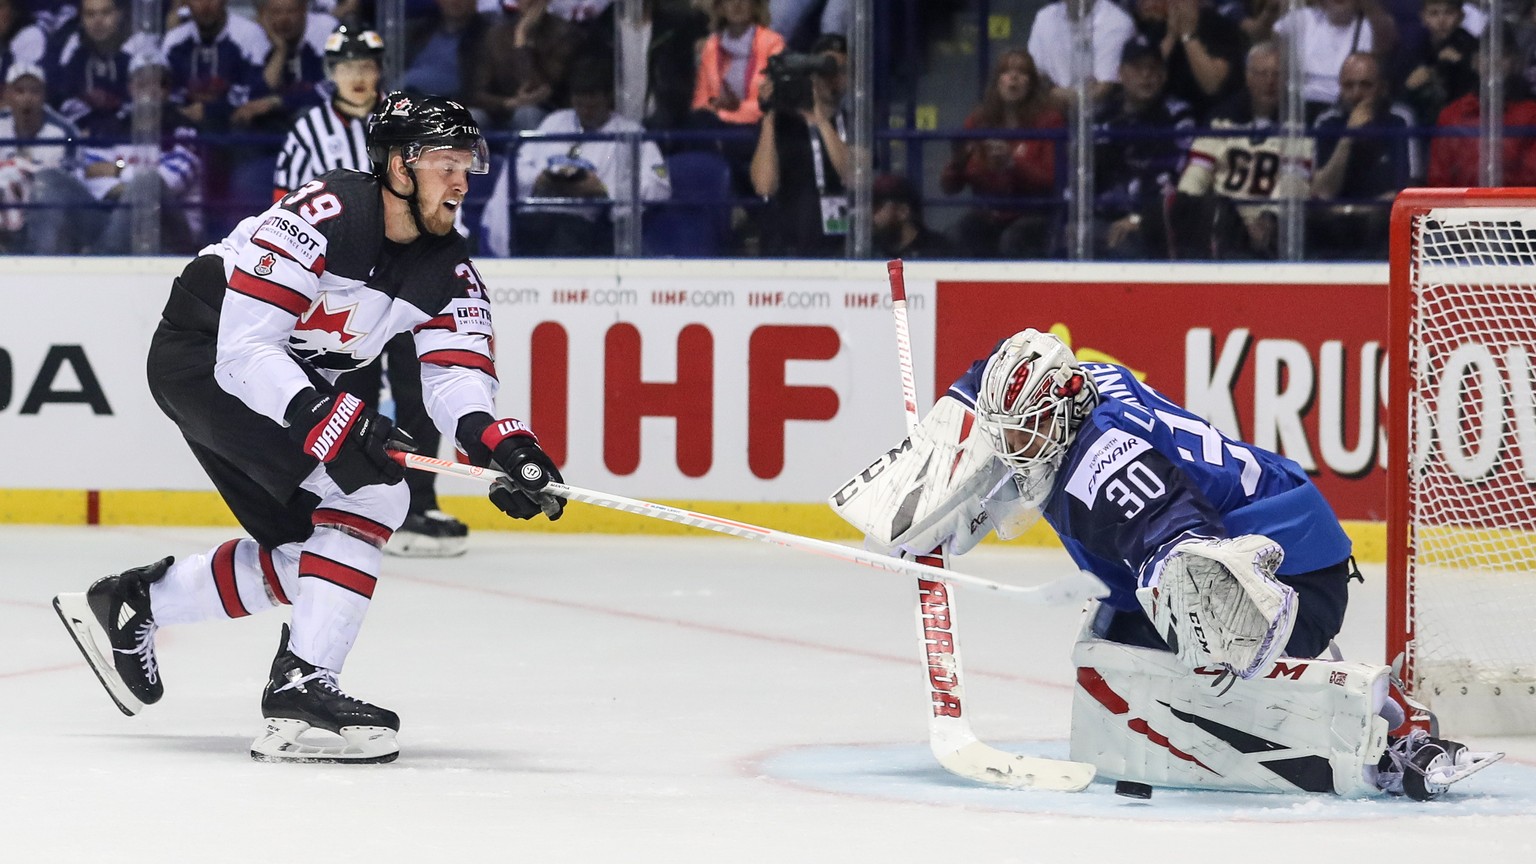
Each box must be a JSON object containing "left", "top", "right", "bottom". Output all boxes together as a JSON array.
[
  {"left": 52, "top": 557, "right": 172, "bottom": 716},
  {"left": 250, "top": 624, "right": 400, "bottom": 764},
  {"left": 384, "top": 509, "right": 469, "bottom": 558},
  {"left": 1376, "top": 729, "right": 1504, "bottom": 801}
]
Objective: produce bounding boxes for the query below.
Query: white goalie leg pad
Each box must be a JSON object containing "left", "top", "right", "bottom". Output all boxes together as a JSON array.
[
  {"left": 1136, "top": 534, "right": 1297, "bottom": 680},
  {"left": 1071, "top": 602, "right": 1390, "bottom": 796}
]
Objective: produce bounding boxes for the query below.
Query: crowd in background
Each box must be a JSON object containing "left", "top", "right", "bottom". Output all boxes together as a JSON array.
[{"left": 1, "top": 0, "right": 1534, "bottom": 260}]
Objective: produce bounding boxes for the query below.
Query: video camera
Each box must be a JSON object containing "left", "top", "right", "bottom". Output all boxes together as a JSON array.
[{"left": 761, "top": 52, "right": 841, "bottom": 114}]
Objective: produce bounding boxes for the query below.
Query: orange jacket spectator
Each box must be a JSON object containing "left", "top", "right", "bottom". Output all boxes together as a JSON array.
[
  {"left": 1428, "top": 91, "right": 1536, "bottom": 186},
  {"left": 691, "top": 7, "right": 783, "bottom": 126}
]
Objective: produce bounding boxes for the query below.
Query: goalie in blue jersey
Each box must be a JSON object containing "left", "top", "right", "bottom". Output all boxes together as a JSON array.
[{"left": 832, "top": 328, "right": 1500, "bottom": 799}]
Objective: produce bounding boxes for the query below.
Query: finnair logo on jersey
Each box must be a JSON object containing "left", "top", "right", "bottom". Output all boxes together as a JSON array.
[{"left": 1066, "top": 429, "right": 1150, "bottom": 506}]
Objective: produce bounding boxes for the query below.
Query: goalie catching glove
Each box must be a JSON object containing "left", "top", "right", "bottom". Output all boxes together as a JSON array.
[
  {"left": 286, "top": 389, "right": 414, "bottom": 494},
  {"left": 459, "top": 413, "right": 565, "bottom": 521},
  {"left": 1136, "top": 534, "right": 1297, "bottom": 680}
]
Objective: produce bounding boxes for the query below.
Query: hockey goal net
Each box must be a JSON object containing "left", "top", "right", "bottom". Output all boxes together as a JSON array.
[{"left": 1389, "top": 188, "right": 1536, "bottom": 735}]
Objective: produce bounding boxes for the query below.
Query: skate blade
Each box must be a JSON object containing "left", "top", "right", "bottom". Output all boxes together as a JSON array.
[
  {"left": 250, "top": 718, "right": 400, "bottom": 764},
  {"left": 1428, "top": 750, "right": 1506, "bottom": 787},
  {"left": 52, "top": 592, "right": 143, "bottom": 717},
  {"left": 384, "top": 533, "right": 467, "bottom": 559}
]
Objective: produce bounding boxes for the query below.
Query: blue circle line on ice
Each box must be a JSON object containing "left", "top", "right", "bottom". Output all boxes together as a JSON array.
[{"left": 751, "top": 740, "right": 1536, "bottom": 821}]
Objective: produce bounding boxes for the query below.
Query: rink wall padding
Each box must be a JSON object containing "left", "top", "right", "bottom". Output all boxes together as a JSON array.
[{"left": 0, "top": 258, "right": 1389, "bottom": 560}]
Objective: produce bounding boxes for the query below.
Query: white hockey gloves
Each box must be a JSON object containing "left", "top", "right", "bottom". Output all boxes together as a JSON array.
[{"left": 1136, "top": 535, "right": 1297, "bottom": 680}]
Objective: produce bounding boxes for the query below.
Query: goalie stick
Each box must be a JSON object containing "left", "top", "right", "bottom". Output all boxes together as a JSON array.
[
  {"left": 886, "top": 259, "right": 1095, "bottom": 792},
  {"left": 391, "top": 451, "right": 1075, "bottom": 598}
]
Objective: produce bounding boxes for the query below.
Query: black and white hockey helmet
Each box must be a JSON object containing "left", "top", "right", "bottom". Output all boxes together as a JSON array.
[
  {"left": 323, "top": 23, "right": 384, "bottom": 69},
  {"left": 366, "top": 91, "right": 490, "bottom": 176},
  {"left": 974, "top": 329, "right": 1098, "bottom": 473}
]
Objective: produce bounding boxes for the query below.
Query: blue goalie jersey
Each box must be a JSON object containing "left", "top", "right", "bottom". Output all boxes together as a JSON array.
[{"left": 950, "top": 360, "right": 1351, "bottom": 612}]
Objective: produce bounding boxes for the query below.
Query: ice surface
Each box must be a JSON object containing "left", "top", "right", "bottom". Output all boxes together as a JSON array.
[{"left": 4, "top": 525, "right": 1531, "bottom": 863}]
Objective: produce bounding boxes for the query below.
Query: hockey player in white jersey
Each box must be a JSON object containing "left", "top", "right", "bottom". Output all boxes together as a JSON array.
[
  {"left": 833, "top": 328, "right": 1500, "bottom": 799},
  {"left": 53, "top": 93, "right": 564, "bottom": 764},
  {"left": 273, "top": 23, "right": 473, "bottom": 557}
]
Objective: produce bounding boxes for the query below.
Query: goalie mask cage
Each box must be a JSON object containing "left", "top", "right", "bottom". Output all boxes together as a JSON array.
[{"left": 1389, "top": 188, "right": 1536, "bottom": 736}]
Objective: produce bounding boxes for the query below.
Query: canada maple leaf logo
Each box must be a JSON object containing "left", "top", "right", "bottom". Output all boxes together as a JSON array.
[
  {"left": 291, "top": 294, "right": 366, "bottom": 356},
  {"left": 254, "top": 252, "right": 276, "bottom": 277}
]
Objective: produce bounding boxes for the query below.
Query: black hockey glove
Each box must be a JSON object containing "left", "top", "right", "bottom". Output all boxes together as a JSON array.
[
  {"left": 285, "top": 389, "right": 414, "bottom": 495},
  {"left": 476, "top": 417, "right": 565, "bottom": 521}
]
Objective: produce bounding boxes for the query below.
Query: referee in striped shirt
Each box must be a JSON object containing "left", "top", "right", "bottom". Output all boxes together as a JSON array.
[{"left": 273, "top": 22, "right": 472, "bottom": 557}]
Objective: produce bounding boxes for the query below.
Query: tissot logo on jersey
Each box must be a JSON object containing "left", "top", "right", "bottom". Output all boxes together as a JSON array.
[
  {"left": 450, "top": 300, "right": 494, "bottom": 336},
  {"left": 253, "top": 213, "right": 326, "bottom": 271}
]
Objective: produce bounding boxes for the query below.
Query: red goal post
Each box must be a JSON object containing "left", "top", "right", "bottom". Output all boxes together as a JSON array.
[{"left": 1388, "top": 188, "right": 1536, "bottom": 735}]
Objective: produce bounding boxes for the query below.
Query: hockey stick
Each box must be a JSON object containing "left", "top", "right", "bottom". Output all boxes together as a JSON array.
[
  {"left": 886, "top": 259, "right": 1095, "bottom": 791},
  {"left": 392, "top": 451, "right": 1075, "bottom": 598}
]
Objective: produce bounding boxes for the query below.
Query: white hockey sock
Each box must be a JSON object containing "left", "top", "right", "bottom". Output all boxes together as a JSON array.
[
  {"left": 288, "top": 525, "right": 383, "bottom": 672},
  {"left": 150, "top": 539, "right": 300, "bottom": 627}
]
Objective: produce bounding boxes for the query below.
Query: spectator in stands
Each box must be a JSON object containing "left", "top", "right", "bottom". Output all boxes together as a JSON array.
[
  {"left": 768, "top": 0, "right": 847, "bottom": 51},
  {"left": 162, "top": 0, "right": 269, "bottom": 131},
  {"left": 1026, "top": 0, "right": 1136, "bottom": 112},
  {"left": 25, "top": 53, "right": 201, "bottom": 255},
  {"left": 1310, "top": 51, "right": 1416, "bottom": 258},
  {"left": 47, "top": 0, "right": 154, "bottom": 139},
  {"left": 871, "top": 173, "right": 953, "bottom": 260},
  {"left": 1428, "top": 32, "right": 1536, "bottom": 187},
  {"left": 939, "top": 48, "right": 1065, "bottom": 259},
  {"left": 0, "top": 63, "right": 79, "bottom": 252},
  {"left": 1401, "top": 0, "right": 1475, "bottom": 126},
  {"left": 230, "top": 0, "right": 326, "bottom": 132},
  {"left": 18, "top": 0, "right": 75, "bottom": 37},
  {"left": 691, "top": 0, "right": 782, "bottom": 129},
  {"left": 1264, "top": 0, "right": 1397, "bottom": 121},
  {"left": 401, "top": 0, "right": 493, "bottom": 106},
  {"left": 1, "top": 0, "right": 48, "bottom": 77},
  {"left": 748, "top": 32, "right": 848, "bottom": 257},
  {"left": 586, "top": 0, "right": 709, "bottom": 131},
  {"left": 1094, "top": 37, "right": 1194, "bottom": 260},
  {"left": 1130, "top": 0, "right": 1242, "bottom": 122},
  {"left": 468, "top": 0, "right": 578, "bottom": 133},
  {"left": 1169, "top": 41, "right": 1313, "bottom": 259},
  {"left": 507, "top": 57, "right": 671, "bottom": 256}
]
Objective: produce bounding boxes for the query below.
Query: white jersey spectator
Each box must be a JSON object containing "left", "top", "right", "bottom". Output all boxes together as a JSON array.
[
  {"left": 1027, "top": 0, "right": 1136, "bottom": 93},
  {"left": 485, "top": 58, "right": 669, "bottom": 256},
  {"left": 1272, "top": 0, "right": 1376, "bottom": 107},
  {"left": 0, "top": 63, "right": 79, "bottom": 241}
]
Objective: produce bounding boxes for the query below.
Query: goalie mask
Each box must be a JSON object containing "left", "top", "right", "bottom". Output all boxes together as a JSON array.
[{"left": 974, "top": 329, "right": 1098, "bottom": 474}]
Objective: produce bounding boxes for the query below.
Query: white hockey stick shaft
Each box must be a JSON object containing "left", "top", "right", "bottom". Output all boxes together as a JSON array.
[
  {"left": 885, "top": 259, "right": 1094, "bottom": 791},
  {"left": 393, "top": 452, "right": 1050, "bottom": 596},
  {"left": 887, "top": 259, "right": 922, "bottom": 432}
]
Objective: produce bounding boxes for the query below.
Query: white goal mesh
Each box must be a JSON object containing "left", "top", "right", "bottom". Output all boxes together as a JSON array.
[{"left": 1403, "top": 206, "right": 1536, "bottom": 734}]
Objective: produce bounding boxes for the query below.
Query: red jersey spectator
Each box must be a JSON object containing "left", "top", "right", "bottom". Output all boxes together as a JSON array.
[
  {"left": 940, "top": 48, "right": 1066, "bottom": 258},
  {"left": 1427, "top": 35, "right": 1536, "bottom": 186}
]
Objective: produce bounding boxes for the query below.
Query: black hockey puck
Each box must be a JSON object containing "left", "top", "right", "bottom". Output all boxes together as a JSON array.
[{"left": 1114, "top": 781, "right": 1153, "bottom": 799}]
